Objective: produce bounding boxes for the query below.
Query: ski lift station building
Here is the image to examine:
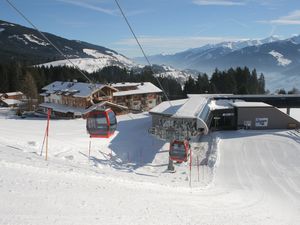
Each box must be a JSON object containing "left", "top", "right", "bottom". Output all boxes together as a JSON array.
[{"left": 149, "top": 94, "right": 300, "bottom": 140}]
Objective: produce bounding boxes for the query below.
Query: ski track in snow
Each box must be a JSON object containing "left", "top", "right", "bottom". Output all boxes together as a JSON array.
[{"left": 0, "top": 110, "right": 300, "bottom": 225}]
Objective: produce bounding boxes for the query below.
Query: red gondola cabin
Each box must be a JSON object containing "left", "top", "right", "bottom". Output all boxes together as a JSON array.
[
  {"left": 86, "top": 108, "right": 117, "bottom": 138},
  {"left": 169, "top": 140, "right": 190, "bottom": 163}
]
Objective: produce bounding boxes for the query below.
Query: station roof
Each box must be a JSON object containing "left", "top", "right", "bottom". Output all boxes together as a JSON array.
[
  {"left": 112, "top": 82, "right": 162, "bottom": 97},
  {"left": 150, "top": 95, "right": 209, "bottom": 119},
  {"left": 149, "top": 99, "right": 188, "bottom": 116},
  {"left": 230, "top": 101, "right": 272, "bottom": 108}
]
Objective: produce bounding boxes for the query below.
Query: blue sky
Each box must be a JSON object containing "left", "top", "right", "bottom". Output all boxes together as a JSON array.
[{"left": 1, "top": 0, "right": 300, "bottom": 57}]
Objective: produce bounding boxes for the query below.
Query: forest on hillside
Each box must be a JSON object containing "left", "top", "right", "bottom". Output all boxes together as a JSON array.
[{"left": 1, "top": 62, "right": 293, "bottom": 103}]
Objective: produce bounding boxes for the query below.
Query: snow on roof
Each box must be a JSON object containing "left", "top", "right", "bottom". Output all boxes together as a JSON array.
[
  {"left": 111, "top": 82, "right": 139, "bottom": 88},
  {"left": 39, "top": 102, "right": 86, "bottom": 114},
  {"left": 172, "top": 95, "right": 208, "bottom": 119},
  {"left": 150, "top": 99, "right": 188, "bottom": 116},
  {"left": 208, "top": 99, "right": 236, "bottom": 110},
  {"left": 5, "top": 91, "right": 23, "bottom": 96},
  {"left": 84, "top": 101, "right": 128, "bottom": 114},
  {"left": 1, "top": 99, "right": 22, "bottom": 105},
  {"left": 42, "top": 81, "right": 107, "bottom": 98},
  {"left": 150, "top": 95, "right": 209, "bottom": 119},
  {"left": 230, "top": 101, "right": 272, "bottom": 108},
  {"left": 113, "top": 82, "right": 162, "bottom": 97}
]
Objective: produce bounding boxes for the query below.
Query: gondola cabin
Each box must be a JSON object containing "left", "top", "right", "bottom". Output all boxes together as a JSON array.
[
  {"left": 86, "top": 108, "right": 117, "bottom": 138},
  {"left": 169, "top": 140, "right": 190, "bottom": 163}
]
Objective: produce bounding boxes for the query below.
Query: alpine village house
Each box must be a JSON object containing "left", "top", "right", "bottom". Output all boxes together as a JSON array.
[{"left": 39, "top": 81, "right": 162, "bottom": 118}]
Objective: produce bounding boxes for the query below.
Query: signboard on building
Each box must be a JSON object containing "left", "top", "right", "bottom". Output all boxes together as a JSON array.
[{"left": 255, "top": 118, "right": 268, "bottom": 127}]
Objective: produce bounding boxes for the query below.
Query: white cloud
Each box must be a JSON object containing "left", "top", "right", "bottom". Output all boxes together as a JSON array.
[
  {"left": 57, "top": 0, "right": 118, "bottom": 16},
  {"left": 259, "top": 10, "right": 300, "bottom": 25},
  {"left": 192, "top": 0, "right": 246, "bottom": 6},
  {"left": 57, "top": 0, "right": 149, "bottom": 17}
]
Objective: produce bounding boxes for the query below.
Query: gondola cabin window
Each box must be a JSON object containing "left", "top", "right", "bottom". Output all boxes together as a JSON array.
[
  {"left": 108, "top": 110, "right": 117, "bottom": 133},
  {"left": 169, "top": 140, "right": 190, "bottom": 163},
  {"left": 86, "top": 109, "right": 117, "bottom": 138}
]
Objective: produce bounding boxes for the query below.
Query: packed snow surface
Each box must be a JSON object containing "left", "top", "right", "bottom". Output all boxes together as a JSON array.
[
  {"left": 269, "top": 50, "right": 292, "bottom": 66},
  {"left": 0, "top": 110, "right": 300, "bottom": 225}
]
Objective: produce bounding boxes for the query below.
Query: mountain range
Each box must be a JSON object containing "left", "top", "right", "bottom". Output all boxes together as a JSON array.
[
  {"left": 135, "top": 36, "right": 300, "bottom": 91},
  {"left": 0, "top": 19, "right": 299, "bottom": 91},
  {"left": 0, "top": 20, "right": 134, "bottom": 69},
  {"left": 0, "top": 19, "right": 195, "bottom": 83}
]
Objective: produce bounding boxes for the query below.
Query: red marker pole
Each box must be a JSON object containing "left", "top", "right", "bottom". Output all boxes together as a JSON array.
[
  {"left": 189, "top": 146, "right": 192, "bottom": 188},
  {"left": 45, "top": 108, "right": 51, "bottom": 161}
]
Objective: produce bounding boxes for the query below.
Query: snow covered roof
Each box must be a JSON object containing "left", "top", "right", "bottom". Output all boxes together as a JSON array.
[
  {"left": 5, "top": 91, "right": 23, "bottom": 96},
  {"left": 39, "top": 102, "right": 86, "bottom": 114},
  {"left": 111, "top": 82, "right": 139, "bottom": 88},
  {"left": 1, "top": 99, "right": 22, "bottom": 106},
  {"left": 40, "top": 101, "right": 128, "bottom": 115},
  {"left": 84, "top": 101, "right": 128, "bottom": 114},
  {"left": 113, "top": 82, "right": 162, "bottom": 97},
  {"left": 150, "top": 99, "right": 188, "bottom": 116},
  {"left": 150, "top": 95, "right": 209, "bottom": 119},
  {"left": 208, "top": 99, "right": 236, "bottom": 110},
  {"left": 42, "top": 81, "right": 116, "bottom": 98},
  {"left": 172, "top": 95, "right": 208, "bottom": 119},
  {"left": 230, "top": 101, "right": 272, "bottom": 108}
]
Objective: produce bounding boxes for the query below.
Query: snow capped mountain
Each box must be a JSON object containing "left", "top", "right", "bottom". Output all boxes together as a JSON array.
[
  {"left": 135, "top": 36, "right": 281, "bottom": 66},
  {"left": 155, "top": 65, "right": 198, "bottom": 84},
  {"left": 288, "top": 34, "right": 300, "bottom": 44},
  {"left": 40, "top": 49, "right": 136, "bottom": 73},
  {"left": 0, "top": 19, "right": 134, "bottom": 69},
  {"left": 134, "top": 35, "right": 300, "bottom": 90}
]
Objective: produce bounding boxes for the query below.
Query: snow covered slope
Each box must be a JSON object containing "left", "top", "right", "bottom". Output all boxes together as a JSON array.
[
  {"left": 269, "top": 50, "right": 292, "bottom": 66},
  {"left": 40, "top": 49, "right": 136, "bottom": 73},
  {"left": 0, "top": 19, "right": 133, "bottom": 68},
  {"left": 0, "top": 111, "right": 300, "bottom": 224}
]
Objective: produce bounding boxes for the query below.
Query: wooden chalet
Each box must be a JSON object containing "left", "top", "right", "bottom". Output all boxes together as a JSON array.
[
  {"left": 39, "top": 81, "right": 162, "bottom": 118},
  {"left": 39, "top": 81, "right": 123, "bottom": 118},
  {"left": 111, "top": 82, "right": 162, "bottom": 111}
]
